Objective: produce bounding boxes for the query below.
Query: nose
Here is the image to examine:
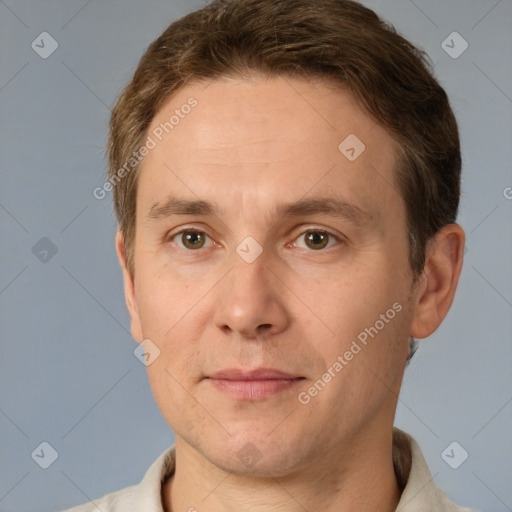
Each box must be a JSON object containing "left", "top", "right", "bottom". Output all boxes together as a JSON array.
[{"left": 213, "top": 250, "right": 290, "bottom": 340}]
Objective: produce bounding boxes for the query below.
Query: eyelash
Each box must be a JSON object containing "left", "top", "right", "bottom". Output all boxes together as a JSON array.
[{"left": 165, "top": 226, "right": 344, "bottom": 253}]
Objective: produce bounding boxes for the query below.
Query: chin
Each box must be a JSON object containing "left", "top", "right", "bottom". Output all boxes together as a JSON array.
[{"left": 199, "top": 431, "right": 311, "bottom": 478}]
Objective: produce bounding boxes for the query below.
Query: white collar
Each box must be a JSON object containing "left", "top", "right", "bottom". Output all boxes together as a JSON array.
[{"left": 131, "top": 427, "right": 475, "bottom": 511}]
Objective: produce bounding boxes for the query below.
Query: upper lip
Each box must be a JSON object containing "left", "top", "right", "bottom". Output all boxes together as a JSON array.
[{"left": 208, "top": 368, "right": 301, "bottom": 380}]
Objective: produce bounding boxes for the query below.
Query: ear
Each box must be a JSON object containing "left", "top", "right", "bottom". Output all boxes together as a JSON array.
[
  {"left": 410, "top": 223, "right": 465, "bottom": 339},
  {"left": 115, "top": 230, "right": 143, "bottom": 342}
]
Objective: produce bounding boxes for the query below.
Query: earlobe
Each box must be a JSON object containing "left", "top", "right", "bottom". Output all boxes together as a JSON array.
[
  {"left": 410, "top": 224, "right": 465, "bottom": 339},
  {"left": 115, "top": 230, "right": 143, "bottom": 342}
]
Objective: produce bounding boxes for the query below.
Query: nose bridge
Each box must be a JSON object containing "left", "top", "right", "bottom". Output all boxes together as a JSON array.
[
  {"left": 213, "top": 246, "right": 288, "bottom": 337},
  {"left": 227, "top": 249, "right": 272, "bottom": 312}
]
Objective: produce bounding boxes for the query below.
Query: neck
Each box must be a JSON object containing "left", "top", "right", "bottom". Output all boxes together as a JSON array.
[{"left": 163, "top": 427, "right": 402, "bottom": 512}]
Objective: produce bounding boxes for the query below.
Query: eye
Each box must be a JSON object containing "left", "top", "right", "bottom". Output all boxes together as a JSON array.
[
  {"left": 171, "top": 229, "right": 213, "bottom": 250},
  {"left": 293, "top": 230, "right": 340, "bottom": 251}
]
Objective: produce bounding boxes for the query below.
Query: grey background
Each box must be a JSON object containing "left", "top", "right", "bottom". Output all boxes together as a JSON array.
[{"left": 0, "top": 0, "right": 510, "bottom": 511}]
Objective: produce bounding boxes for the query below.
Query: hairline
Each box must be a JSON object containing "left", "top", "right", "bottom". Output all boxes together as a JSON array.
[{"left": 122, "top": 71, "right": 418, "bottom": 274}]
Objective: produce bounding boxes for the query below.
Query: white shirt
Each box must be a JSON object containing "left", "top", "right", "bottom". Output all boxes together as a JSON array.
[{"left": 62, "top": 427, "right": 477, "bottom": 511}]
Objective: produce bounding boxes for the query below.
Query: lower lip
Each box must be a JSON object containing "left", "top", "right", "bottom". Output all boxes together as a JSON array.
[{"left": 208, "top": 378, "right": 302, "bottom": 400}]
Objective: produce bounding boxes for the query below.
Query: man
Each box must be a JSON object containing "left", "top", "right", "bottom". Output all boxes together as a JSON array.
[{"left": 66, "top": 0, "right": 476, "bottom": 510}]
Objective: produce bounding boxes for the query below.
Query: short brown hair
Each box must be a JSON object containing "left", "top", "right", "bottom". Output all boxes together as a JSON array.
[{"left": 108, "top": 0, "right": 461, "bottom": 282}]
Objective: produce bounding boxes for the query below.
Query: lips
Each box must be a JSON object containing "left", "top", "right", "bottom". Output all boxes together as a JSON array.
[
  {"left": 209, "top": 368, "right": 300, "bottom": 380},
  {"left": 206, "top": 368, "right": 304, "bottom": 400}
]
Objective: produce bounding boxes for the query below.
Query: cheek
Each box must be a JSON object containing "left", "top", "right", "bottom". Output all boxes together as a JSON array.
[
  {"left": 134, "top": 262, "right": 196, "bottom": 335},
  {"left": 135, "top": 273, "right": 207, "bottom": 370},
  {"left": 319, "top": 269, "right": 410, "bottom": 360}
]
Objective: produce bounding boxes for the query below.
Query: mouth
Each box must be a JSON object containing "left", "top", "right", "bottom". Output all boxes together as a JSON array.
[{"left": 206, "top": 368, "right": 305, "bottom": 401}]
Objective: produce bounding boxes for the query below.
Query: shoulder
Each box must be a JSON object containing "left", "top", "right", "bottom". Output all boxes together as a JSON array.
[
  {"left": 60, "top": 446, "right": 175, "bottom": 512},
  {"left": 393, "top": 427, "right": 479, "bottom": 512},
  {"left": 61, "top": 484, "right": 137, "bottom": 512}
]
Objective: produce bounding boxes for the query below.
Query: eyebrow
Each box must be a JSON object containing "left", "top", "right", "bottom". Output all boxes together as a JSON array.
[{"left": 146, "top": 196, "right": 373, "bottom": 227}]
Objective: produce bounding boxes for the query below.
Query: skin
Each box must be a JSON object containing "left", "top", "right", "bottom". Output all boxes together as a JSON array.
[{"left": 116, "top": 74, "right": 465, "bottom": 512}]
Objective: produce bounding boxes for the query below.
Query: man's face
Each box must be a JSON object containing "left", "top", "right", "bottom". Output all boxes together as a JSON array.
[{"left": 123, "top": 75, "right": 420, "bottom": 475}]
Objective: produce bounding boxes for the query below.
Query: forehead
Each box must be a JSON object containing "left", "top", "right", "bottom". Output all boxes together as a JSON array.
[
  {"left": 147, "top": 75, "right": 388, "bottom": 157},
  {"left": 137, "top": 75, "right": 401, "bottom": 227}
]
